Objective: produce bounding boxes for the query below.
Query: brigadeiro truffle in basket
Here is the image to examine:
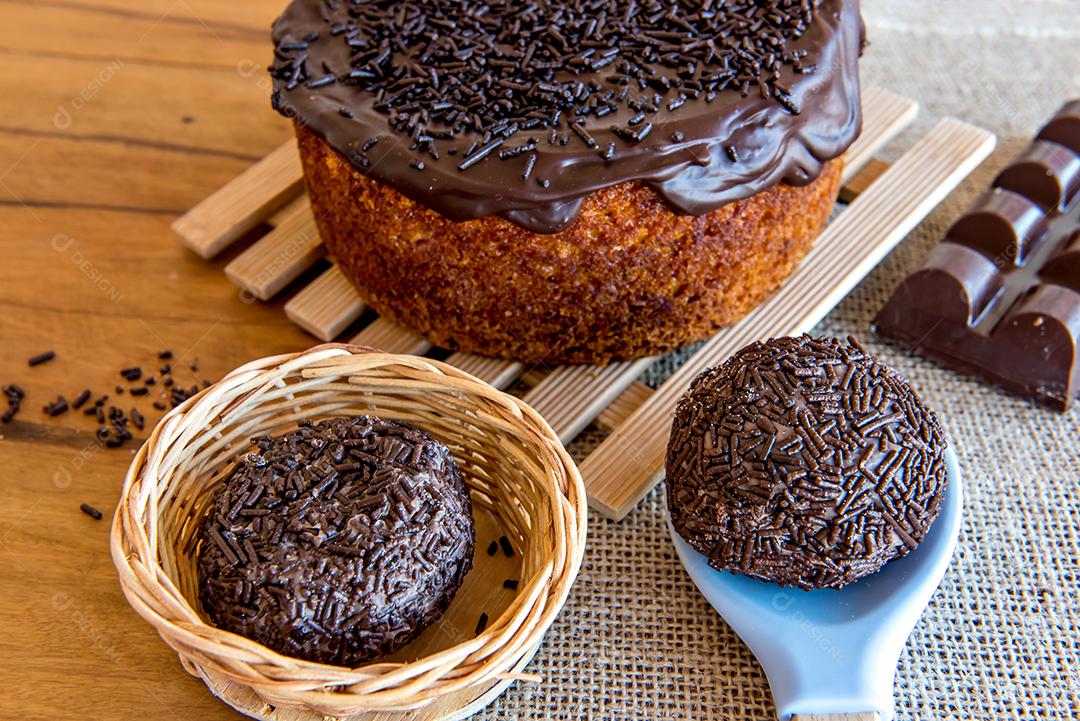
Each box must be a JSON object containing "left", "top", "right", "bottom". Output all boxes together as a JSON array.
[
  {"left": 268, "top": 0, "right": 864, "bottom": 364},
  {"left": 666, "top": 335, "right": 949, "bottom": 591},
  {"left": 197, "top": 416, "right": 475, "bottom": 666}
]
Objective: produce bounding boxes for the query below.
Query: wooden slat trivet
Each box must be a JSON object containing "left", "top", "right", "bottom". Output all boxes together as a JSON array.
[{"left": 172, "top": 87, "right": 994, "bottom": 521}]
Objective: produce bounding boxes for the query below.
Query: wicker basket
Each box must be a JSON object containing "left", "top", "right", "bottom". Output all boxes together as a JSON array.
[{"left": 110, "top": 344, "right": 587, "bottom": 720}]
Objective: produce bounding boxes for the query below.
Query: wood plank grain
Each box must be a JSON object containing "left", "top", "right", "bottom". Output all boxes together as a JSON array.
[
  {"left": 0, "top": 51, "right": 286, "bottom": 159},
  {"left": 582, "top": 118, "right": 996, "bottom": 520},
  {"left": 0, "top": 2, "right": 268, "bottom": 69},
  {"left": 0, "top": 133, "right": 253, "bottom": 217}
]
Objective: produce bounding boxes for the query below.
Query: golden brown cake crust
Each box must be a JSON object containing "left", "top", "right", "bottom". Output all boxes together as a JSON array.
[{"left": 297, "top": 125, "right": 843, "bottom": 365}]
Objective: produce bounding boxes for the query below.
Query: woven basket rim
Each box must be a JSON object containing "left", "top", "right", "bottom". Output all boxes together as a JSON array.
[{"left": 110, "top": 343, "right": 588, "bottom": 718}]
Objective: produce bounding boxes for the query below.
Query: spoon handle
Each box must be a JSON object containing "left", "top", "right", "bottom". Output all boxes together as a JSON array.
[{"left": 791, "top": 714, "right": 880, "bottom": 721}]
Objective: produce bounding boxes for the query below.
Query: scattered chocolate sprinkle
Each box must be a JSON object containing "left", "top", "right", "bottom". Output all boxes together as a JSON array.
[
  {"left": 158, "top": 350, "right": 173, "bottom": 359},
  {"left": 666, "top": 335, "right": 950, "bottom": 591},
  {"left": 72, "top": 389, "right": 92, "bottom": 409},
  {"left": 3, "top": 384, "right": 24, "bottom": 424},
  {"left": 80, "top": 503, "right": 103, "bottom": 520},
  {"left": 486, "top": 540, "right": 499, "bottom": 557},
  {"left": 498, "top": 535, "right": 514, "bottom": 558},
  {"left": 502, "top": 579, "right": 519, "bottom": 591},
  {"left": 129, "top": 387, "right": 148, "bottom": 397},
  {"left": 43, "top": 397, "right": 69, "bottom": 417},
  {"left": 120, "top": 367, "right": 142, "bottom": 382},
  {"left": 474, "top": 612, "right": 489, "bottom": 635},
  {"left": 28, "top": 351, "right": 55, "bottom": 367}
]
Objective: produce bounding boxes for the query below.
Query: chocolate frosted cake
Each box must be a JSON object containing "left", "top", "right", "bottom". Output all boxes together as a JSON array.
[
  {"left": 270, "top": 1, "right": 864, "bottom": 363},
  {"left": 666, "top": 336, "right": 948, "bottom": 590},
  {"left": 198, "top": 417, "right": 474, "bottom": 666}
]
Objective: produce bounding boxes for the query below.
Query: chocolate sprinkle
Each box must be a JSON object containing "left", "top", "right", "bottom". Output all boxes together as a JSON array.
[
  {"left": 267, "top": 0, "right": 863, "bottom": 233},
  {"left": 666, "top": 335, "right": 949, "bottom": 591},
  {"left": 80, "top": 503, "right": 103, "bottom": 520},
  {"left": 198, "top": 416, "right": 475, "bottom": 665},
  {"left": 272, "top": 0, "right": 822, "bottom": 159},
  {"left": 28, "top": 351, "right": 55, "bottom": 367},
  {"left": 43, "top": 397, "right": 69, "bottom": 417},
  {"left": 72, "top": 389, "right": 92, "bottom": 409},
  {"left": 474, "top": 612, "right": 489, "bottom": 634},
  {"left": 498, "top": 535, "right": 514, "bottom": 558},
  {"left": 3, "top": 384, "right": 23, "bottom": 424}
]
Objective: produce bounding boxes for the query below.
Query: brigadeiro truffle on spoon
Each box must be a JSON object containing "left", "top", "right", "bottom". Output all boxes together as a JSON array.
[{"left": 666, "top": 335, "right": 949, "bottom": 591}]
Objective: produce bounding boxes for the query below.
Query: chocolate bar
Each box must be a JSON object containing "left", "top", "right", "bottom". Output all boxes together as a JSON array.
[{"left": 874, "top": 100, "right": 1080, "bottom": 411}]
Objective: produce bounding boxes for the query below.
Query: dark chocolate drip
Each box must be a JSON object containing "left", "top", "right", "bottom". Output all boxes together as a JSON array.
[{"left": 270, "top": 0, "right": 863, "bottom": 234}]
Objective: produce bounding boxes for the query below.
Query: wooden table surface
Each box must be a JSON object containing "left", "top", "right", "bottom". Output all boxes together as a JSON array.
[{"left": 1, "top": 2, "right": 319, "bottom": 718}]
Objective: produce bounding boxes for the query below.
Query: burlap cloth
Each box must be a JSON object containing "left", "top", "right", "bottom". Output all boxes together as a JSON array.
[{"left": 478, "top": 3, "right": 1080, "bottom": 719}]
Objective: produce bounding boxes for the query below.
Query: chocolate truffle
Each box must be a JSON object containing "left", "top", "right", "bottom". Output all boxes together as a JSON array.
[
  {"left": 666, "top": 335, "right": 949, "bottom": 590},
  {"left": 197, "top": 416, "right": 474, "bottom": 665}
]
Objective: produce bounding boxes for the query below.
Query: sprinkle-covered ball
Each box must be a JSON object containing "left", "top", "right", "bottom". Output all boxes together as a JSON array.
[
  {"left": 666, "top": 335, "right": 949, "bottom": 590},
  {"left": 198, "top": 416, "right": 474, "bottom": 665}
]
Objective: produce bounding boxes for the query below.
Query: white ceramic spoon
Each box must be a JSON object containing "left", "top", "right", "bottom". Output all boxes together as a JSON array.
[{"left": 669, "top": 448, "right": 963, "bottom": 721}]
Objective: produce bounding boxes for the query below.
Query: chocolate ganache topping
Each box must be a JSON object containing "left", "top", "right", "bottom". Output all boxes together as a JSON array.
[{"left": 270, "top": 0, "right": 864, "bottom": 234}]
